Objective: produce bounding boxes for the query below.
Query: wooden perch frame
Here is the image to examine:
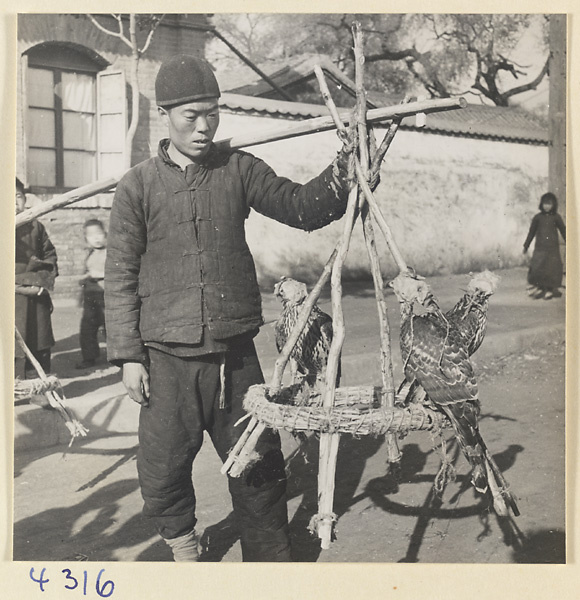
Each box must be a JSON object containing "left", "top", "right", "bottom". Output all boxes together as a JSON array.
[
  {"left": 222, "top": 28, "right": 467, "bottom": 551},
  {"left": 15, "top": 97, "right": 466, "bottom": 229}
]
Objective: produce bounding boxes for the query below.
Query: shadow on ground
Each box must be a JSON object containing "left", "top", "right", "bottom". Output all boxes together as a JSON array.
[
  {"left": 510, "top": 528, "right": 565, "bottom": 563},
  {"left": 13, "top": 479, "right": 165, "bottom": 562}
]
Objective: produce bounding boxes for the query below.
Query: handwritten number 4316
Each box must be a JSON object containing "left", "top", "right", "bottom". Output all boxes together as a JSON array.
[{"left": 29, "top": 567, "right": 115, "bottom": 597}]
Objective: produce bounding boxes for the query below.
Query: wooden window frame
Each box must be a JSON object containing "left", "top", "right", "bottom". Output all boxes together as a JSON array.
[{"left": 27, "top": 64, "right": 98, "bottom": 194}]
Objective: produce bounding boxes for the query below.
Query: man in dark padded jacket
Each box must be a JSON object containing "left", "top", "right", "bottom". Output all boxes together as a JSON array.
[{"left": 105, "top": 55, "right": 353, "bottom": 562}]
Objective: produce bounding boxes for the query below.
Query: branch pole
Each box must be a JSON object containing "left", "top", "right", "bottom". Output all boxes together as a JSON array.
[
  {"left": 317, "top": 178, "right": 360, "bottom": 549},
  {"left": 315, "top": 64, "right": 404, "bottom": 391},
  {"left": 316, "top": 56, "right": 403, "bottom": 466},
  {"left": 352, "top": 22, "right": 401, "bottom": 463},
  {"left": 369, "top": 119, "right": 402, "bottom": 182},
  {"left": 355, "top": 163, "right": 408, "bottom": 273},
  {"left": 14, "top": 327, "right": 87, "bottom": 440},
  {"left": 216, "top": 96, "right": 467, "bottom": 152},
  {"left": 15, "top": 177, "right": 121, "bottom": 228},
  {"left": 316, "top": 21, "right": 390, "bottom": 549}
]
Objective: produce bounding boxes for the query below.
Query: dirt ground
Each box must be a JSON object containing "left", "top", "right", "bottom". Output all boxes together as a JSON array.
[
  {"left": 13, "top": 335, "right": 565, "bottom": 563},
  {"left": 12, "top": 267, "right": 566, "bottom": 563}
]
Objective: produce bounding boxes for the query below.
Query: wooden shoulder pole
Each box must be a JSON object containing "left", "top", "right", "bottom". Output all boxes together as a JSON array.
[{"left": 16, "top": 98, "right": 465, "bottom": 228}]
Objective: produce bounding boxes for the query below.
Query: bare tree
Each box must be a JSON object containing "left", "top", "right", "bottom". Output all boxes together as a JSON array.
[
  {"left": 420, "top": 14, "right": 549, "bottom": 106},
  {"left": 210, "top": 13, "right": 549, "bottom": 107},
  {"left": 87, "top": 14, "right": 165, "bottom": 168}
]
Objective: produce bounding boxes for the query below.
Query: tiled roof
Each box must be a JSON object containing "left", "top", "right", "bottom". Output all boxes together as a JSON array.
[
  {"left": 217, "top": 55, "right": 548, "bottom": 145},
  {"left": 220, "top": 54, "right": 353, "bottom": 97},
  {"left": 219, "top": 93, "right": 548, "bottom": 145},
  {"left": 415, "top": 103, "right": 548, "bottom": 143}
]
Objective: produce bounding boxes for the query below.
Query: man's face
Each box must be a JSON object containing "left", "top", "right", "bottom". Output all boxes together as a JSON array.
[
  {"left": 15, "top": 188, "right": 26, "bottom": 215},
  {"left": 159, "top": 99, "right": 220, "bottom": 161}
]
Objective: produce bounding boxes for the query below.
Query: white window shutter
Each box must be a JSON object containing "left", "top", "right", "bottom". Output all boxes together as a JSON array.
[{"left": 96, "top": 69, "right": 127, "bottom": 179}]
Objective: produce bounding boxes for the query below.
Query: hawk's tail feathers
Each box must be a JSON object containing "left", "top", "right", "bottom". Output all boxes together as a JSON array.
[
  {"left": 446, "top": 408, "right": 519, "bottom": 518},
  {"left": 474, "top": 429, "right": 520, "bottom": 517},
  {"left": 482, "top": 445, "right": 520, "bottom": 517}
]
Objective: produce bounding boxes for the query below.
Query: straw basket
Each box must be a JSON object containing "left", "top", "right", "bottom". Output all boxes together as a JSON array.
[{"left": 243, "top": 383, "right": 450, "bottom": 437}]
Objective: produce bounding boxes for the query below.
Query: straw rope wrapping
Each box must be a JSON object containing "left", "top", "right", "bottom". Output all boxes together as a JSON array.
[
  {"left": 14, "top": 375, "right": 62, "bottom": 400},
  {"left": 14, "top": 327, "right": 88, "bottom": 443},
  {"left": 243, "top": 384, "right": 450, "bottom": 437}
]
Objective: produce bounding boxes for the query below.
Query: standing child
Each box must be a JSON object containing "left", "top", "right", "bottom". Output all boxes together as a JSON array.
[
  {"left": 15, "top": 178, "right": 58, "bottom": 378},
  {"left": 523, "top": 192, "right": 566, "bottom": 300},
  {"left": 77, "top": 219, "right": 107, "bottom": 369}
]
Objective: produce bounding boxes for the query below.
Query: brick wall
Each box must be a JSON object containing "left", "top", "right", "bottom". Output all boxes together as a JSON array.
[{"left": 39, "top": 203, "right": 112, "bottom": 299}]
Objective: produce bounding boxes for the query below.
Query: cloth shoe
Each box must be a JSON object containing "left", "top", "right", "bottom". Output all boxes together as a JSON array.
[
  {"left": 543, "top": 290, "right": 554, "bottom": 300},
  {"left": 164, "top": 530, "right": 200, "bottom": 562},
  {"left": 527, "top": 285, "right": 538, "bottom": 296},
  {"left": 532, "top": 289, "right": 545, "bottom": 299}
]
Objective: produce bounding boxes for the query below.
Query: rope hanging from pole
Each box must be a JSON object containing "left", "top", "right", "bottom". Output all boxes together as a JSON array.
[{"left": 14, "top": 327, "right": 88, "bottom": 443}]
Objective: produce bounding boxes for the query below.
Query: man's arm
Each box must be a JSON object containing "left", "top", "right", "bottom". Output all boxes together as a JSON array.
[
  {"left": 241, "top": 144, "right": 353, "bottom": 232},
  {"left": 104, "top": 170, "right": 148, "bottom": 367}
]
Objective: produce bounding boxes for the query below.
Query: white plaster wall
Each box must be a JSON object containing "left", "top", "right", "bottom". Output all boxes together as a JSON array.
[{"left": 216, "top": 111, "right": 549, "bottom": 285}]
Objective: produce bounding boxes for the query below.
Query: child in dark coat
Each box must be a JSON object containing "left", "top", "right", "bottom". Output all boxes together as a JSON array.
[
  {"left": 15, "top": 178, "right": 58, "bottom": 378},
  {"left": 77, "top": 219, "right": 107, "bottom": 369},
  {"left": 523, "top": 192, "right": 566, "bottom": 300}
]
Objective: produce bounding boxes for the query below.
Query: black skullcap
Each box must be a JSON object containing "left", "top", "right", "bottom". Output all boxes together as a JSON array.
[{"left": 155, "top": 55, "right": 221, "bottom": 107}]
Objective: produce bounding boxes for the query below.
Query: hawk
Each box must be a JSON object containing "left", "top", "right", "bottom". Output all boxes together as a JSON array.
[
  {"left": 273, "top": 277, "right": 338, "bottom": 389},
  {"left": 397, "top": 270, "right": 500, "bottom": 407},
  {"left": 391, "top": 271, "right": 519, "bottom": 517},
  {"left": 446, "top": 270, "right": 500, "bottom": 356}
]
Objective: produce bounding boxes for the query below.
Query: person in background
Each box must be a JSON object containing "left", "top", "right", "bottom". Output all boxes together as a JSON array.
[
  {"left": 15, "top": 177, "right": 58, "bottom": 379},
  {"left": 77, "top": 219, "right": 107, "bottom": 369},
  {"left": 105, "top": 55, "right": 354, "bottom": 562},
  {"left": 523, "top": 192, "right": 566, "bottom": 300}
]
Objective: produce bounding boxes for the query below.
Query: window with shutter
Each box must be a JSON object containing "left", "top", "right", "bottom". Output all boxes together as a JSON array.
[{"left": 24, "top": 44, "right": 127, "bottom": 192}]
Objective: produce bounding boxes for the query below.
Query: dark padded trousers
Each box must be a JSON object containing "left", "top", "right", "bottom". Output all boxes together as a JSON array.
[
  {"left": 80, "top": 290, "right": 105, "bottom": 362},
  {"left": 138, "top": 342, "right": 291, "bottom": 562}
]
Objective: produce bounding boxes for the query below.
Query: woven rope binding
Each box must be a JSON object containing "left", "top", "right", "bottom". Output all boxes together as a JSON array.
[
  {"left": 243, "top": 384, "right": 449, "bottom": 436},
  {"left": 14, "top": 376, "right": 61, "bottom": 400}
]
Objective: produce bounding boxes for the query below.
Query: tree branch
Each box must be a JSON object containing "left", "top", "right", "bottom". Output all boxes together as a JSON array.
[
  {"left": 86, "top": 14, "right": 132, "bottom": 49},
  {"left": 139, "top": 13, "right": 165, "bottom": 55},
  {"left": 86, "top": 14, "right": 122, "bottom": 38},
  {"left": 366, "top": 47, "right": 419, "bottom": 64},
  {"left": 112, "top": 14, "right": 131, "bottom": 48},
  {"left": 500, "top": 57, "right": 550, "bottom": 103}
]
